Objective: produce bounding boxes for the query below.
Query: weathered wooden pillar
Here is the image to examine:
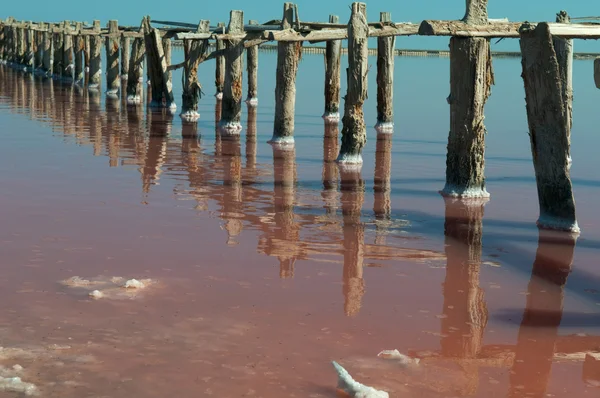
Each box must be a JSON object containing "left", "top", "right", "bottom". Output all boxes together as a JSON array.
[
  {"left": 62, "top": 23, "right": 74, "bottom": 81},
  {"left": 336, "top": 2, "right": 368, "bottom": 166},
  {"left": 181, "top": 20, "right": 210, "bottom": 121},
  {"left": 88, "top": 21, "right": 103, "bottom": 89},
  {"left": 10, "top": 25, "right": 17, "bottom": 65},
  {"left": 53, "top": 24, "right": 64, "bottom": 77},
  {"left": 441, "top": 0, "right": 492, "bottom": 198},
  {"left": 74, "top": 23, "right": 84, "bottom": 84},
  {"left": 269, "top": 3, "right": 301, "bottom": 145},
  {"left": 553, "top": 11, "right": 573, "bottom": 166},
  {"left": 245, "top": 20, "right": 259, "bottom": 106},
  {"left": 375, "top": 12, "right": 395, "bottom": 132},
  {"left": 42, "top": 24, "right": 53, "bottom": 75},
  {"left": 17, "top": 25, "right": 25, "bottom": 67},
  {"left": 120, "top": 36, "right": 130, "bottom": 80},
  {"left": 126, "top": 34, "right": 145, "bottom": 103},
  {"left": 218, "top": 11, "right": 244, "bottom": 134},
  {"left": 84, "top": 35, "right": 90, "bottom": 72},
  {"left": 34, "top": 26, "right": 43, "bottom": 71},
  {"left": 162, "top": 36, "right": 172, "bottom": 85},
  {"left": 323, "top": 14, "right": 342, "bottom": 122},
  {"left": 215, "top": 22, "right": 225, "bottom": 99},
  {"left": 106, "top": 20, "right": 120, "bottom": 95},
  {"left": 519, "top": 22, "right": 579, "bottom": 233},
  {"left": 25, "top": 24, "right": 34, "bottom": 70},
  {"left": 0, "top": 23, "right": 5, "bottom": 63},
  {"left": 142, "top": 17, "right": 175, "bottom": 108}
]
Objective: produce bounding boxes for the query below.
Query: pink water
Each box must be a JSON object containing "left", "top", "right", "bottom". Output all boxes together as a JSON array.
[{"left": 1, "top": 55, "right": 600, "bottom": 397}]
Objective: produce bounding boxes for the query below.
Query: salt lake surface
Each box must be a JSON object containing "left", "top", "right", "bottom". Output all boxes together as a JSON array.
[{"left": 1, "top": 49, "right": 600, "bottom": 397}]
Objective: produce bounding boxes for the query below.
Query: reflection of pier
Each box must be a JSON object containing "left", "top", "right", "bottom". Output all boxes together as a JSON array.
[{"left": 1, "top": 66, "right": 600, "bottom": 394}]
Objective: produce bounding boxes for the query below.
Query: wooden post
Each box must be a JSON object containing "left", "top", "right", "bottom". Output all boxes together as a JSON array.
[
  {"left": 17, "top": 25, "right": 25, "bottom": 67},
  {"left": 162, "top": 37, "right": 172, "bottom": 87},
  {"left": 323, "top": 14, "right": 342, "bottom": 122},
  {"left": 34, "top": 26, "right": 43, "bottom": 71},
  {"left": 269, "top": 3, "right": 301, "bottom": 145},
  {"left": 0, "top": 23, "right": 5, "bottom": 64},
  {"left": 62, "top": 23, "right": 74, "bottom": 81},
  {"left": 74, "top": 23, "right": 84, "bottom": 84},
  {"left": 106, "top": 20, "right": 120, "bottom": 95},
  {"left": 375, "top": 12, "right": 395, "bottom": 132},
  {"left": 245, "top": 19, "right": 259, "bottom": 106},
  {"left": 88, "top": 21, "right": 103, "bottom": 89},
  {"left": 84, "top": 35, "right": 90, "bottom": 72},
  {"left": 181, "top": 20, "right": 210, "bottom": 121},
  {"left": 120, "top": 36, "right": 130, "bottom": 80},
  {"left": 42, "top": 24, "right": 53, "bottom": 75},
  {"left": 336, "top": 2, "right": 368, "bottom": 166},
  {"left": 126, "top": 34, "right": 145, "bottom": 103},
  {"left": 553, "top": 10, "right": 573, "bottom": 165},
  {"left": 53, "top": 24, "right": 63, "bottom": 77},
  {"left": 25, "top": 24, "right": 34, "bottom": 70},
  {"left": 441, "top": 0, "right": 492, "bottom": 198},
  {"left": 519, "top": 22, "right": 579, "bottom": 233},
  {"left": 142, "top": 17, "right": 175, "bottom": 108},
  {"left": 218, "top": 11, "right": 244, "bottom": 134},
  {"left": 215, "top": 22, "right": 225, "bottom": 99}
]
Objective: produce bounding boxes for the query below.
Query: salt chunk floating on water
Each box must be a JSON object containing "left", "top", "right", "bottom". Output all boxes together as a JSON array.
[
  {"left": 377, "top": 349, "right": 420, "bottom": 366},
  {"left": 0, "top": 376, "right": 38, "bottom": 396},
  {"left": 332, "top": 361, "right": 389, "bottom": 398},
  {"left": 124, "top": 279, "right": 145, "bottom": 289},
  {"left": 12, "top": 365, "right": 23, "bottom": 372},
  {"left": 89, "top": 290, "right": 104, "bottom": 299}
]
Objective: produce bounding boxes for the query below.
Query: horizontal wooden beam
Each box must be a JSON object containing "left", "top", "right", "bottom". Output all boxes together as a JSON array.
[{"left": 419, "top": 20, "right": 600, "bottom": 39}]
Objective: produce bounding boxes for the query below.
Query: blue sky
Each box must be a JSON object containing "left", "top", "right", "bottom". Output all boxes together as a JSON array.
[{"left": 3, "top": 1, "right": 599, "bottom": 51}]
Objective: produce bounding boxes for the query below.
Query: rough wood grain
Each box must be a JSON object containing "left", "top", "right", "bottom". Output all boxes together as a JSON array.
[
  {"left": 42, "top": 24, "right": 53, "bottom": 74},
  {"left": 323, "top": 14, "right": 342, "bottom": 122},
  {"left": 88, "top": 21, "right": 103, "bottom": 88},
  {"left": 181, "top": 20, "right": 210, "bottom": 121},
  {"left": 142, "top": 17, "right": 175, "bottom": 108},
  {"left": 215, "top": 22, "right": 226, "bottom": 98},
  {"left": 553, "top": 11, "right": 573, "bottom": 148},
  {"left": 106, "top": 20, "right": 120, "bottom": 94},
  {"left": 245, "top": 20, "right": 259, "bottom": 105},
  {"left": 84, "top": 34, "right": 90, "bottom": 71},
  {"left": 219, "top": 11, "right": 244, "bottom": 134},
  {"left": 463, "top": 0, "right": 488, "bottom": 24},
  {"left": 120, "top": 36, "right": 130, "bottom": 80},
  {"left": 519, "top": 22, "right": 578, "bottom": 233},
  {"left": 62, "top": 25, "right": 73, "bottom": 80},
  {"left": 162, "top": 37, "right": 172, "bottom": 86},
  {"left": 375, "top": 12, "right": 395, "bottom": 132},
  {"left": 25, "top": 25, "right": 34, "bottom": 69},
  {"left": 126, "top": 34, "right": 145, "bottom": 103},
  {"left": 74, "top": 23, "right": 84, "bottom": 83},
  {"left": 270, "top": 3, "right": 302, "bottom": 145},
  {"left": 17, "top": 26, "right": 25, "bottom": 65},
  {"left": 53, "top": 24, "right": 64, "bottom": 76},
  {"left": 337, "top": 2, "right": 369, "bottom": 166}
]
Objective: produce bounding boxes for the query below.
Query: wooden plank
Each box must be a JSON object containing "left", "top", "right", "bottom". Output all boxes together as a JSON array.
[
  {"left": 219, "top": 11, "right": 244, "bottom": 134},
  {"left": 519, "top": 22, "right": 579, "bottom": 232},
  {"left": 323, "top": 14, "right": 342, "bottom": 122},
  {"left": 269, "top": 3, "right": 301, "bottom": 145},
  {"left": 337, "top": 2, "right": 369, "bottom": 166},
  {"left": 375, "top": 12, "right": 395, "bottom": 132}
]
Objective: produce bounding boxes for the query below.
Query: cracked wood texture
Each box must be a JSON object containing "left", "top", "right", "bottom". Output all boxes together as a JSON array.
[
  {"left": 142, "top": 17, "right": 174, "bottom": 106},
  {"left": 88, "top": 21, "right": 102, "bottom": 87},
  {"left": 215, "top": 22, "right": 225, "bottom": 96},
  {"left": 272, "top": 3, "right": 301, "bottom": 142},
  {"left": 338, "top": 2, "right": 369, "bottom": 163},
  {"left": 126, "top": 37, "right": 145, "bottom": 98},
  {"left": 519, "top": 22, "right": 578, "bottom": 232},
  {"left": 463, "top": 0, "right": 488, "bottom": 24},
  {"left": 553, "top": 11, "right": 573, "bottom": 139},
  {"left": 246, "top": 20, "right": 259, "bottom": 101},
  {"left": 182, "top": 20, "right": 210, "bottom": 115},
  {"left": 106, "top": 20, "right": 120, "bottom": 93},
  {"left": 221, "top": 11, "right": 244, "bottom": 126},
  {"left": 324, "top": 14, "right": 341, "bottom": 116},
  {"left": 376, "top": 12, "right": 395, "bottom": 125}
]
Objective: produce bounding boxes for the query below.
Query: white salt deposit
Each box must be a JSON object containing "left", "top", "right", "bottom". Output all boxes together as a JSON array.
[
  {"left": 0, "top": 376, "right": 37, "bottom": 396},
  {"left": 377, "top": 349, "right": 420, "bottom": 366},
  {"left": 332, "top": 361, "right": 389, "bottom": 398},
  {"left": 62, "top": 275, "right": 155, "bottom": 300},
  {"left": 12, "top": 365, "right": 23, "bottom": 372},
  {"left": 124, "top": 279, "right": 145, "bottom": 289},
  {"left": 322, "top": 112, "right": 340, "bottom": 123},
  {"left": 89, "top": 290, "right": 104, "bottom": 299}
]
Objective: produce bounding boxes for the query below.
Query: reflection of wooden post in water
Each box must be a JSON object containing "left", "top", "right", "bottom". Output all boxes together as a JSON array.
[
  {"left": 182, "top": 121, "right": 208, "bottom": 211},
  {"left": 87, "top": 89, "right": 103, "bottom": 156},
  {"left": 373, "top": 134, "right": 392, "bottom": 245},
  {"left": 221, "top": 137, "right": 243, "bottom": 245},
  {"left": 322, "top": 122, "right": 339, "bottom": 215},
  {"left": 271, "top": 145, "right": 298, "bottom": 278},
  {"left": 339, "top": 166, "right": 365, "bottom": 316},
  {"left": 246, "top": 104, "right": 257, "bottom": 170},
  {"left": 105, "top": 96, "right": 121, "bottom": 167},
  {"left": 440, "top": 197, "right": 488, "bottom": 395},
  {"left": 141, "top": 110, "right": 172, "bottom": 194},
  {"left": 508, "top": 230, "right": 576, "bottom": 398}
]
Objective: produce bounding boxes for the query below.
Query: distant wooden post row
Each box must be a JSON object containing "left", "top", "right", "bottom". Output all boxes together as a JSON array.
[{"left": 0, "top": 1, "right": 584, "bottom": 232}]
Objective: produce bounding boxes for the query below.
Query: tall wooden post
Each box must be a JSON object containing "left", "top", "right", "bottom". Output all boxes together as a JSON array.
[
  {"left": 0, "top": 23, "right": 5, "bottom": 64},
  {"left": 441, "top": 0, "right": 493, "bottom": 198},
  {"left": 162, "top": 37, "right": 172, "bottom": 89},
  {"left": 218, "top": 11, "right": 244, "bottom": 135},
  {"left": 126, "top": 33, "right": 145, "bottom": 103},
  {"left": 34, "top": 26, "right": 43, "bottom": 71},
  {"left": 519, "top": 22, "right": 579, "bottom": 233},
  {"left": 142, "top": 17, "right": 175, "bottom": 108},
  {"left": 553, "top": 11, "right": 573, "bottom": 166},
  {"left": 88, "top": 21, "right": 103, "bottom": 89},
  {"left": 52, "top": 24, "right": 63, "bottom": 77},
  {"left": 25, "top": 24, "right": 34, "bottom": 71},
  {"left": 17, "top": 25, "right": 25, "bottom": 67},
  {"left": 62, "top": 23, "right": 74, "bottom": 81},
  {"left": 120, "top": 36, "right": 130, "bottom": 80},
  {"left": 337, "top": 2, "right": 368, "bottom": 166},
  {"left": 323, "top": 14, "right": 342, "bottom": 122},
  {"left": 375, "top": 12, "right": 395, "bottom": 132},
  {"left": 215, "top": 22, "right": 225, "bottom": 99},
  {"left": 74, "top": 23, "right": 84, "bottom": 84},
  {"left": 84, "top": 35, "right": 90, "bottom": 72},
  {"left": 245, "top": 20, "right": 259, "bottom": 106},
  {"left": 181, "top": 20, "right": 210, "bottom": 121},
  {"left": 106, "top": 20, "right": 120, "bottom": 95},
  {"left": 42, "top": 24, "right": 53, "bottom": 75},
  {"left": 269, "top": 3, "right": 301, "bottom": 145}
]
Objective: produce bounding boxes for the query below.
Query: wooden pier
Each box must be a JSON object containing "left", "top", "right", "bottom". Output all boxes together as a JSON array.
[{"left": 1, "top": 0, "right": 598, "bottom": 233}]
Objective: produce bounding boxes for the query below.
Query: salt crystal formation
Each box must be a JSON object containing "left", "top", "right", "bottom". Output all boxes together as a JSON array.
[
  {"left": 0, "top": 376, "right": 37, "bottom": 396},
  {"left": 89, "top": 290, "right": 104, "bottom": 299},
  {"left": 61, "top": 275, "right": 155, "bottom": 300},
  {"left": 377, "top": 349, "right": 421, "bottom": 366},
  {"left": 124, "top": 279, "right": 145, "bottom": 289},
  {"left": 332, "top": 361, "right": 389, "bottom": 398}
]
